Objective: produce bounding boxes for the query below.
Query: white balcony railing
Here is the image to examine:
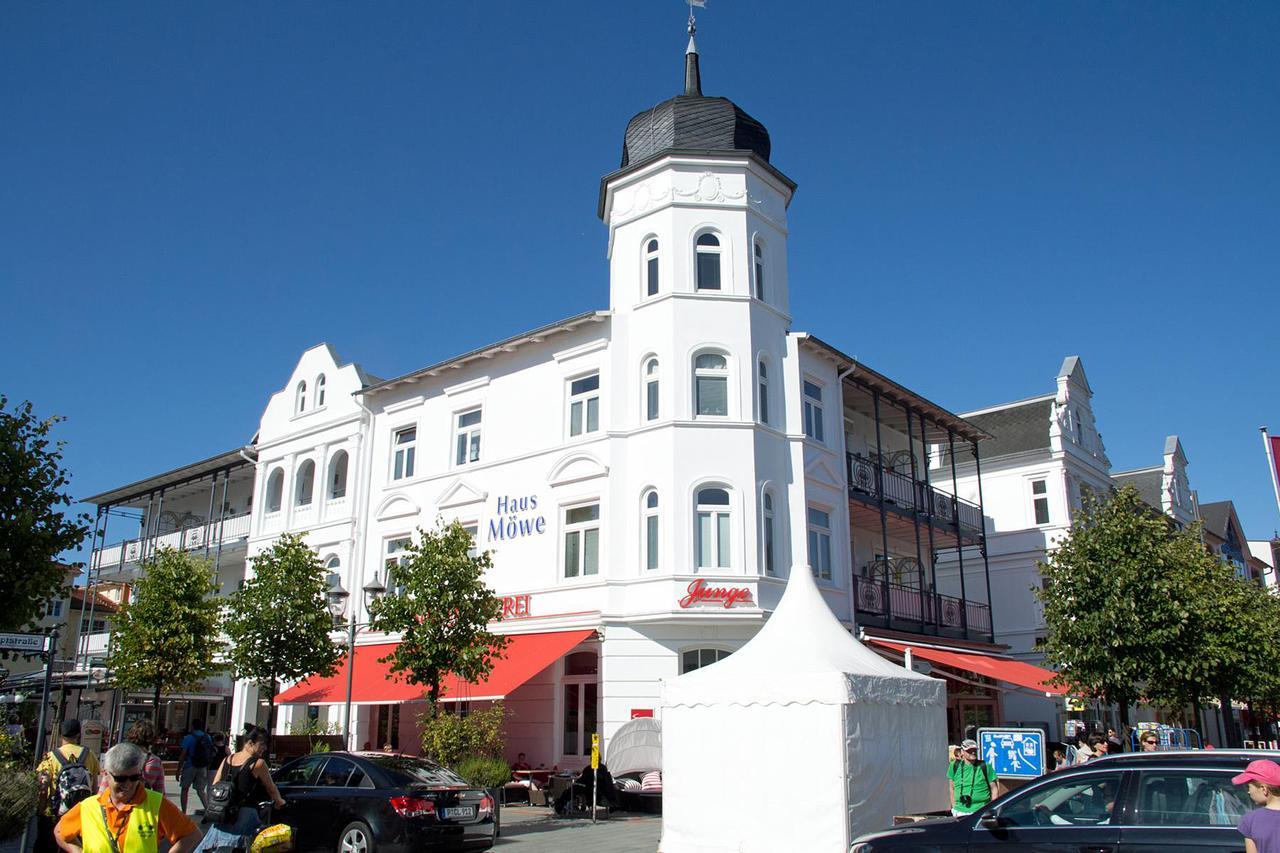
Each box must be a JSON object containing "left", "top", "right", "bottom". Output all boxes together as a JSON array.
[
  {"left": 79, "top": 632, "right": 111, "bottom": 658},
  {"left": 92, "top": 512, "right": 251, "bottom": 572}
]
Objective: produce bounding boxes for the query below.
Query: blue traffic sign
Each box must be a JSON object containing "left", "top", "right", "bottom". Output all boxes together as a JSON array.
[{"left": 977, "top": 727, "right": 1046, "bottom": 779}]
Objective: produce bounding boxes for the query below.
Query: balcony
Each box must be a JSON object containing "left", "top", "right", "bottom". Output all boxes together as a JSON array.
[
  {"left": 846, "top": 453, "right": 985, "bottom": 540},
  {"left": 854, "top": 569, "right": 992, "bottom": 640},
  {"left": 91, "top": 512, "right": 251, "bottom": 573}
]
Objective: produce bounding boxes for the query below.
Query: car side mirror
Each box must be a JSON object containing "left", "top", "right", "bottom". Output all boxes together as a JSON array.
[{"left": 979, "top": 811, "right": 1003, "bottom": 830}]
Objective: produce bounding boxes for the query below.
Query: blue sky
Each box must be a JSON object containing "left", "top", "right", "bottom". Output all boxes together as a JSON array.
[{"left": 3, "top": 1, "right": 1277, "bottom": 554}]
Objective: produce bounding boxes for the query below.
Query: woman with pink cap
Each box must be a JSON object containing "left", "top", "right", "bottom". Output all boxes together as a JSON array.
[{"left": 1235, "top": 758, "right": 1280, "bottom": 853}]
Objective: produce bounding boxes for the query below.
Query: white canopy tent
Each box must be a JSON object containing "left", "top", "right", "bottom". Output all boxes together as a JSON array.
[{"left": 660, "top": 565, "right": 949, "bottom": 852}]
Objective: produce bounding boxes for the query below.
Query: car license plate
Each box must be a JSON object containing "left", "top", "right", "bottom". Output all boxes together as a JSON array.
[{"left": 443, "top": 806, "right": 474, "bottom": 819}]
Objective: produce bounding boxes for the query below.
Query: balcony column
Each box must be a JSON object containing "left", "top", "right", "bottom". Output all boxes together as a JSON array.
[
  {"left": 213, "top": 469, "right": 231, "bottom": 592},
  {"left": 204, "top": 470, "right": 219, "bottom": 559},
  {"left": 872, "top": 389, "right": 892, "bottom": 630},
  {"left": 918, "top": 410, "right": 939, "bottom": 632},
  {"left": 76, "top": 507, "right": 105, "bottom": 672},
  {"left": 948, "top": 431, "right": 970, "bottom": 637},
  {"left": 149, "top": 488, "right": 166, "bottom": 565},
  {"left": 973, "top": 439, "right": 995, "bottom": 642},
  {"left": 138, "top": 493, "right": 154, "bottom": 567},
  {"left": 905, "top": 404, "right": 926, "bottom": 633}
]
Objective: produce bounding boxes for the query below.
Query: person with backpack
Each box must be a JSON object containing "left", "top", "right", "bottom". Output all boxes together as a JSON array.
[
  {"left": 197, "top": 726, "right": 286, "bottom": 852},
  {"left": 35, "top": 720, "right": 101, "bottom": 853},
  {"left": 54, "top": 742, "right": 200, "bottom": 853},
  {"left": 947, "top": 738, "right": 999, "bottom": 817},
  {"left": 177, "top": 718, "right": 216, "bottom": 814},
  {"left": 100, "top": 720, "right": 166, "bottom": 793}
]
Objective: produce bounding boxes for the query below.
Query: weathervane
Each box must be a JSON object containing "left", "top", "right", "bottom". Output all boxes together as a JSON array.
[{"left": 687, "top": 0, "right": 705, "bottom": 36}]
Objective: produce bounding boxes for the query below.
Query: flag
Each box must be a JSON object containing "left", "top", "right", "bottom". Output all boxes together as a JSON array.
[
  {"left": 1264, "top": 428, "right": 1280, "bottom": 516},
  {"left": 689, "top": 0, "right": 706, "bottom": 7}
]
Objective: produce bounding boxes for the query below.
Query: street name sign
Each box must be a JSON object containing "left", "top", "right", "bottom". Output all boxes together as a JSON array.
[
  {"left": 978, "top": 727, "right": 1046, "bottom": 779},
  {"left": 0, "top": 632, "right": 46, "bottom": 654}
]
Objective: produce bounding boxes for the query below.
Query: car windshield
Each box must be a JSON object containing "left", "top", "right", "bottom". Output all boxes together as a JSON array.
[{"left": 367, "top": 756, "right": 468, "bottom": 788}]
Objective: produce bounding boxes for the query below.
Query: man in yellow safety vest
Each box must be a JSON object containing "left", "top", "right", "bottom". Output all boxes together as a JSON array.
[{"left": 54, "top": 742, "right": 201, "bottom": 853}]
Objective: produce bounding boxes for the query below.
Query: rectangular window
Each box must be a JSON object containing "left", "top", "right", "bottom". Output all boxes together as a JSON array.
[
  {"left": 392, "top": 427, "right": 416, "bottom": 481},
  {"left": 568, "top": 373, "right": 601, "bottom": 437},
  {"left": 563, "top": 683, "right": 579, "bottom": 755},
  {"left": 696, "top": 511, "right": 731, "bottom": 568},
  {"left": 758, "top": 365, "right": 769, "bottom": 425},
  {"left": 696, "top": 252, "right": 721, "bottom": 290},
  {"left": 807, "top": 507, "right": 832, "bottom": 581},
  {"left": 454, "top": 409, "right": 482, "bottom": 466},
  {"left": 1133, "top": 771, "right": 1251, "bottom": 827},
  {"left": 563, "top": 503, "right": 601, "bottom": 578},
  {"left": 647, "top": 257, "right": 659, "bottom": 296},
  {"left": 763, "top": 512, "right": 775, "bottom": 575},
  {"left": 463, "top": 524, "right": 478, "bottom": 559},
  {"left": 646, "top": 379, "right": 659, "bottom": 421},
  {"left": 385, "top": 538, "right": 411, "bottom": 595},
  {"left": 645, "top": 514, "right": 659, "bottom": 570},
  {"left": 1032, "top": 479, "right": 1050, "bottom": 525},
  {"left": 47, "top": 599, "right": 63, "bottom": 618},
  {"left": 803, "top": 380, "right": 825, "bottom": 442}
]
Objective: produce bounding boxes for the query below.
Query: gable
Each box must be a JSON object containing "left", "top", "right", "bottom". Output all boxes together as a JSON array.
[
  {"left": 375, "top": 494, "right": 421, "bottom": 522},
  {"left": 547, "top": 452, "right": 609, "bottom": 487},
  {"left": 436, "top": 479, "right": 488, "bottom": 510}
]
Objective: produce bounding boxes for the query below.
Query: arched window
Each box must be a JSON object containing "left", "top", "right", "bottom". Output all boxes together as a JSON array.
[
  {"left": 642, "top": 490, "right": 659, "bottom": 571},
  {"left": 695, "top": 232, "right": 721, "bottom": 290},
  {"left": 295, "top": 460, "right": 316, "bottom": 507},
  {"left": 295, "top": 381, "right": 308, "bottom": 415},
  {"left": 644, "top": 238, "right": 660, "bottom": 297},
  {"left": 324, "top": 555, "right": 341, "bottom": 589},
  {"left": 757, "top": 359, "right": 769, "bottom": 426},
  {"left": 316, "top": 374, "right": 326, "bottom": 407},
  {"left": 265, "top": 469, "right": 284, "bottom": 514},
  {"left": 753, "top": 240, "right": 765, "bottom": 300},
  {"left": 695, "top": 486, "right": 732, "bottom": 569},
  {"left": 644, "top": 358, "right": 660, "bottom": 421},
  {"left": 694, "top": 352, "right": 729, "bottom": 417},
  {"left": 328, "top": 450, "right": 349, "bottom": 500},
  {"left": 681, "top": 647, "right": 731, "bottom": 674},
  {"left": 762, "top": 491, "right": 776, "bottom": 575}
]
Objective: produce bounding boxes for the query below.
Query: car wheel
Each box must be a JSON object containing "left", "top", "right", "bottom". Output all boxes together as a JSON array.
[{"left": 337, "top": 821, "right": 376, "bottom": 853}]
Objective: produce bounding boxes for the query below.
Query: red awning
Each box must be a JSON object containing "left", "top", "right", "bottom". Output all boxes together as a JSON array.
[
  {"left": 869, "top": 639, "right": 1067, "bottom": 696},
  {"left": 276, "top": 629, "right": 595, "bottom": 705}
]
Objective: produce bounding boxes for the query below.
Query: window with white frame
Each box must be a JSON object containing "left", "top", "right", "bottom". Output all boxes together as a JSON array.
[
  {"left": 392, "top": 426, "right": 416, "bottom": 480},
  {"left": 563, "top": 503, "right": 600, "bottom": 578},
  {"left": 316, "top": 374, "right": 326, "bottom": 407},
  {"left": 757, "top": 359, "right": 769, "bottom": 425},
  {"left": 694, "top": 352, "right": 729, "bottom": 417},
  {"left": 324, "top": 555, "right": 341, "bottom": 590},
  {"left": 1031, "top": 479, "right": 1050, "bottom": 525},
  {"left": 644, "top": 358, "right": 660, "bottom": 421},
  {"left": 295, "top": 381, "right": 307, "bottom": 414},
  {"left": 681, "top": 647, "right": 731, "bottom": 674},
  {"left": 385, "top": 537, "right": 411, "bottom": 596},
  {"left": 295, "top": 460, "right": 316, "bottom": 506},
  {"left": 644, "top": 238, "right": 660, "bottom": 297},
  {"left": 462, "top": 524, "right": 478, "bottom": 559},
  {"left": 753, "top": 240, "right": 765, "bottom": 300},
  {"left": 695, "top": 232, "right": 722, "bottom": 290},
  {"left": 265, "top": 469, "right": 285, "bottom": 513},
  {"left": 567, "top": 372, "right": 601, "bottom": 437},
  {"left": 46, "top": 598, "right": 64, "bottom": 618},
  {"left": 454, "top": 409, "right": 482, "bottom": 466},
  {"left": 695, "top": 487, "right": 732, "bottom": 569},
  {"left": 642, "top": 490, "right": 659, "bottom": 571},
  {"left": 762, "top": 491, "right": 776, "bottom": 576},
  {"left": 802, "top": 380, "right": 825, "bottom": 442},
  {"left": 328, "top": 451, "right": 349, "bottom": 500},
  {"left": 807, "top": 506, "right": 832, "bottom": 580}
]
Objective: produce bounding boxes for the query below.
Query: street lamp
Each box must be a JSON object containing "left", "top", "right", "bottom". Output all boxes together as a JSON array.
[{"left": 327, "top": 573, "right": 386, "bottom": 748}]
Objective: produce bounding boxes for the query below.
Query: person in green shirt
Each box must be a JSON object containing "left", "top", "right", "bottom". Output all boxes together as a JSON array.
[{"left": 948, "top": 739, "right": 999, "bottom": 816}]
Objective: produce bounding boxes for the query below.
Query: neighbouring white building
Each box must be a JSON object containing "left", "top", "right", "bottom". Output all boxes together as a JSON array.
[{"left": 81, "top": 29, "right": 1041, "bottom": 764}]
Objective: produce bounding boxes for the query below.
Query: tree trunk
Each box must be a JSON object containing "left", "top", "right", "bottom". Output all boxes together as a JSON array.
[
  {"left": 1193, "top": 702, "right": 1205, "bottom": 740},
  {"left": 1219, "top": 694, "right": 1239, "bottom": 748},
  {"left": 427, "top": 670, "right": 440, "bottom": 719},
  {"left": 153, "top": 685, "right": 162, "bottom": 727},
  {"left": 266, "top": 678, "right": 277, "bottom": 735}
]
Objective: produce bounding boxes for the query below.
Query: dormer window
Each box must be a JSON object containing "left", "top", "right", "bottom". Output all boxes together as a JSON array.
[
  {"left": 295, "top": 381, "right": 307, "bottom": 414},
  {"left": 695, "top": 233, "right": 721, "bottom": 291},
  {"left": 644, "top": 239, "right": 660, "bottom": 297},
  {"left": 316, "top": 374, "right": 326, "bottom": 407}
]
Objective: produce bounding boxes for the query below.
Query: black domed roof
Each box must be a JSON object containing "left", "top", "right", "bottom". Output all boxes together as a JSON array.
[{"left": 619, "top": 34, "right": 771, "bottom": 168}]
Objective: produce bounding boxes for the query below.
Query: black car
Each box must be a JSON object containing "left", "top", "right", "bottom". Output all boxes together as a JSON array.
[
  {"left": 272, "top": 751, "right": 497, "bottom": 853},
  {"left": 852, "top": 749, "right": 1280, "bottom": 852}
]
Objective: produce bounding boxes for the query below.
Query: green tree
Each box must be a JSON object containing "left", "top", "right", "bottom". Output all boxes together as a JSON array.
[
  {"left": 366, "top": 520, "right": 509, "bottom": 718},
  {"left": 0, "top": 396, "right": 90, "bottom": 631},
  {"left": 1036, "top": 485, "right": 1209, "bottom": 729},
  {"left": 110, "top": 547, "right": 223, "bottom": 723},
  {"left": 223, "top": 533, "right": 344, "bottom": 731}
]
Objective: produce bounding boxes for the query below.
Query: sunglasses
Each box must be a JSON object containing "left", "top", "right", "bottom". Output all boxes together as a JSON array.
[{"left": 110, "top": 773, "right": 143, "bottom": 783}]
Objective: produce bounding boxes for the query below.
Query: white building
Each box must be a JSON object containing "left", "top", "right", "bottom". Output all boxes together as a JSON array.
[{"left": 85, "top": 33, "right": 1021, "bottom": 762}]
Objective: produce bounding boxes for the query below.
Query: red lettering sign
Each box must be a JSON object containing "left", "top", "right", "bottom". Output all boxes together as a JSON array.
[
  {"left": 677, "top": 579, "right": 753, "bottom": 609},
  {"left": 501, "top": 594, "right": 531, "bottom": 619}
]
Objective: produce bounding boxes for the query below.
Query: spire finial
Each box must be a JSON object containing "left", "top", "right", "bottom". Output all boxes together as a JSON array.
[{"left": 684, "top": 0, "right": 703, "bottom": 95}]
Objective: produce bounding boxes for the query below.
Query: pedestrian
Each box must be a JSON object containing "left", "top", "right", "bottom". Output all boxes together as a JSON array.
[
  {"left": 1088, "top": 734, "right": 1110, "bottom": 760},
  {"left": 1139, "top": 732, "right": 1159, "bottom": 752},
  {"left": 210, "top": 732, "right": 229, "bottom": 777},
  {"left": 54, "top": 742, "right": 200, "bottom": 853},
  {"left": 947, "top": 739, "right": 998, "bottom": 817},
  {"left": 197, "top": 726, "right": 286, "bottom": 852},
  {"left": 177, "top": 718, "right": 215, "bottom": 814},
  {"left": 36, "top": 720, "right": 102, "bottom": 853},
  {"left": 101, "top": 720, "right": 166, "bottom": 793},
  {"left": 1073, "top": 731, "right": 1094, "bottom": 764},
  {"left": 1107, "top": 727, "right": 1124, "bottom": 753},
  {"left": 1233, "top": 758, "right": 1280, "bottom": 853}
]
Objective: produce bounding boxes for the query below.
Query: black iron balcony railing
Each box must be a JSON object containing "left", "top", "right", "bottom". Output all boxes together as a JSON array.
[
  {"left": 846, "top": 453, "right": 985, "bottom": 536},
  {"left": 855, "top": 573, "right": 993, "bottom": 636}
]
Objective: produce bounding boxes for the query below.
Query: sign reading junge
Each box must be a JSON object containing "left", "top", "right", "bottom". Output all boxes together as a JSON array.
[
  {"left": 678, "top": 579, "right": 753, "bottom": 609},
  {"left": 487, "top": 494, "right": 547, "bottom": 542}
]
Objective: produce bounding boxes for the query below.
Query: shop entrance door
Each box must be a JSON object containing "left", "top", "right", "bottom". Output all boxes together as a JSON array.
[
  {"left": 957, "top": 699, "right": 998, "bottom": 740},
  {"left": 560, "top": 650, "right": 599, "bottom": 764}
]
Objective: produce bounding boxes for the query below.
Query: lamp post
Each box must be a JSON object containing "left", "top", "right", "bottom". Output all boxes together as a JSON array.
[{"left": 327, "top": 574, "right": 386, "bottom": 750}]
